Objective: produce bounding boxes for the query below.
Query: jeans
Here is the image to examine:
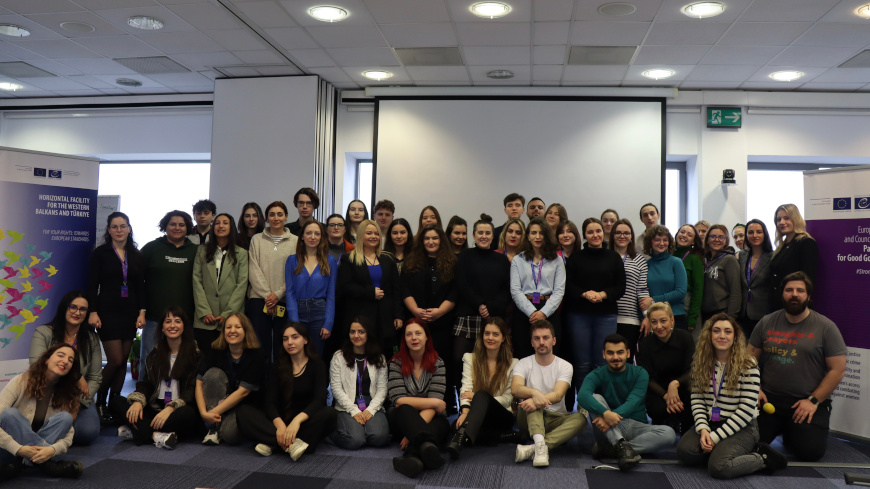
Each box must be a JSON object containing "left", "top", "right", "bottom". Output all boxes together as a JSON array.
[
  {"left": 248, "top": 297, "right": 288, "bottom": 364},
  {"left": 589, "top": 394, "right": 675, "bottom": 454},
  {"left": 201, "top": 368, "right": 242, "bottom": 444},
  {"left": 567, "top": 312, "right": 617, "bottom": 388},
  {"left": 331, "top": 410, "right": 391, "bottom": 450},
  {"left": 139, "top": 319, "right": 158, "bottom": 377},
  {"left": 677, "top": 420, "right": 763, "bottom": 479},
  {"left": 297, "top": 298, "right": 327, "bottom": 355},
  {"left": 0, "top": 409, "right": 73, "bottom": 464},
  {"left": 72, "top": 403, "right": 100, "bottom": 446}
]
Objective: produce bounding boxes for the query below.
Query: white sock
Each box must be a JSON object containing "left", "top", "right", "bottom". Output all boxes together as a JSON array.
[{"left": 532, "top": 434, "right": 545, "bottom": 444}]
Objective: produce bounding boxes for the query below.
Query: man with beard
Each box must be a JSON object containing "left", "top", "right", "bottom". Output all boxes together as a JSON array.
[
  {"left": 526, "top": 197, "right": 545, "bottom": 221},
  {"left": 512, "top": 320, "right": 586, "bottom": 467},
  {"left": 578, "top": 334, "right": 675, "bottom": 471},
  {"left": 748, "top": 272, "right": 846, "bottom": 461}
]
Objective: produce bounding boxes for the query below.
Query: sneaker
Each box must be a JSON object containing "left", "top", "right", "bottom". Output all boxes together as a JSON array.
[
  {"left": 393, "top": 455, "right": 424, "bottom": 478},
  {"left": 419, "top": 441, "right": 445, "bottom": 469},
  {"left": 36, "top": 460, "right": 83, "bottom": 479},
  {"left": 615, "top": 440, "right": 641, "bottom": 471},
  {"left": 255, "top": 444, "right": 273, "bottom": 457},
  {"left": 152, "top": 431, "right": 178, "bottom": 450},
  {"left": 592, "top": 441, "right": 616, "bottom": 460},
  {"left": 286, "top": 438, "right": 309, "bottom": 461},
  {"left": 202, "top": 428, "right": 220, "bottom": 445},
  {"left": 756, "top": 442, "right": 788, "bottom": 474},
  {"left": 532, "top": 440, "right": 549, "bottom": 467},
  {"left": 515, "top": 443, "right": 535, "bottom": 463},
  {"left": 117, "top": 425, "right": 134, "bottom": 441}
]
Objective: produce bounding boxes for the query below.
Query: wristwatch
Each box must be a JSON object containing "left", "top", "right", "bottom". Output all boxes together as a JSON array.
[{"left": 808, "top": 395, "right": 819, "bottom": 405}]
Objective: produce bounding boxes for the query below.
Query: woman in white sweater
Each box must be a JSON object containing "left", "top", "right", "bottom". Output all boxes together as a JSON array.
[
  {"left": 329, "top": 316, "right": 390, "bottom": 450},
  {"left": 447, "top": 316, "right": 519, "bottom": 459},
  {"left": 676, "top": 313, "right": 787, "bottom": 479}
]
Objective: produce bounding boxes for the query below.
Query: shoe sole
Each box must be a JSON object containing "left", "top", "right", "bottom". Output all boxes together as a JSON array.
[
  {"left": 202, "top": 437, "right": 219, "bottom": 446},
  {"left": 618, "top": 456, "right": 640, "bottom": 471},
  {"left": 515, "top": 446, "right": 533, "bottom": 463},
  {"left": 533, "top": 459, "right": 549, "bottom": 467},
  {"left": 160, "top": 433, "right": 178, "bottom": 450},
  {"left": 393, "top": 457, "right": 424, "bottom": 478},
  {"left": 419, "top": 443, "right": 444, "bottom": 470},
  {"left": 254, "top": 445, "right": 272, "bottom": 457}
]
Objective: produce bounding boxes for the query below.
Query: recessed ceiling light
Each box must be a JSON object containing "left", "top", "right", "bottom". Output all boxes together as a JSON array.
[
  {"left": 857, "top": 5, "right": 870, "bottom": 18},
  {"left": 682, "top": 2, "right": 725, "bottom": 18},
  {"left": 60, "top": 22, "right": 96, "bottom": 33},
  {"left": 127, "top": 16, "right": 164, "bottom": 30},
  {"left": 363, "top": 70, "right": 393, "bottom": 80},
  {"left": 598, "top": 3, "right": 637, "bottom": 16},
  {"left": 308, "top": 6, "right": 348, "bottom": 22},
  {"left": 769, "top": 70, "right": 804, "bottom": 82},
  {"left": 486, "top": 69, "right": 514, "bottom": 79},
  {"left": 470, "top": 2, "right": 512, "bottom": 19},
  {"left": 0, "top": 24, "right": 30, "bottom": 37},
  {"left": 642, "top": 68, "right": 675, "bottom": 80},
  {"left": 0, "top": 82, "right": 23, "bottom": 91},
  {"left": 116, "top": 78, "right": 143, "bottom": 87}
]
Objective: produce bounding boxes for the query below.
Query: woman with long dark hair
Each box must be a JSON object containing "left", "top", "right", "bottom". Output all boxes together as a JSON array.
[
  {"left": 544, "top": 203, "right": 568, "bottom": 234},
  {"left": 417, "top": 205, "right": 443, "bottom": 235},
  {"left": 110, "top": 307, "right": 201, "bottom": 449},
  {"left": 609, "top": 219, "right": 650, "bottom": 359},
  {"left": 0, "top": 344, "right": 84, "bottom": 480},
  {"left": 29, "top": 291, "right": 101, "bottom": 445},
  {"left": 384, "top": 218, "right": 412, "bottom": 274},
  {"left": 769, "top": 204, "right": 817, "bottom": 311},
  {"left": 445, "top": 215, "right": 468, "bottom": 254},
  {"left": 389, "top": 320, "right": 449, "bottom": 479},
  {"left": 677, "top": 314, "right": 787, "bottom": 479},
  {"left": 556, "top": 220, "right": 581, "bottom": 264},
  {"left": 237, "top": 202, "right": 265, "bottom": 250},
  {"left": 343, "top": 199, "right": 368, "bottom": 245},
  {"left": 701, "top": 225, "right": 742, "bottom": 325},
  {"left": 88, "top": 211, "right": 145, "bottom": 424},
  {"left": 674, "top": 224, "right": 705, "bottom": 331},
  {"left": 193, "top": 213, "right": 249, "bottom": 356},
  {"left": 447, "top": 317, "right": 518, "bottom": 459},
  {"left": 329, "top": 316, "right": 390, "bottom": 449},
  {"left": 738, "top": 219, "right": 773, "bottom": 338}
]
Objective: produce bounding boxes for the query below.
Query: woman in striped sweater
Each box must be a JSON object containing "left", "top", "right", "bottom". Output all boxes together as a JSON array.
[
  {"left": 676, "top": 313, "right": 787, "bottom": 479},
  {"left": 609, "top": 219, "right": 650, "bottom": 359}
]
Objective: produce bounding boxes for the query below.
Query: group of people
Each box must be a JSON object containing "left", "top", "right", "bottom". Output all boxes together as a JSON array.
[{"left": 0, "top": 189, "right": 846, "bottom": 482}]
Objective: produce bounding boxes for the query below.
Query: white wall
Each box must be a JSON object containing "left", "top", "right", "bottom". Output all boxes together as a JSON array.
[{"left": 333, "top": 106, "right": 373, "bottom": 215}]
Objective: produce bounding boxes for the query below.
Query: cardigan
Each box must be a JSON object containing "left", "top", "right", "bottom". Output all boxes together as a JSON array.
[
  {"left": 510, "top": 254, "right": 565, "bottom": 318},
  {"left": 691, "top": 362, "right": 760, "bottom": 445},
  {"left": 387, "top": 357, "right": 447, "bottom": 412},
  {"left": 285, "top": 254, "right": 338, "bottom": 332},
  {"left": 29, "top": 324, "right": 102, "bottom": 408},
  {"left": 458, "top": 353, "right": 518, "bottom": 411},
  {"left": 329, "top": 351, "right": 388, "bottom": 416},
  {"left": 565, "top": 247, "right": 626, "bottom": 315},
  {"left": 247, "top": 230, "right": 298, "bottom": 301},
  {"left": 192, "top": 245, "right": 249, "bottom": 331},
  {"left": 0, "top": 373, "right": 75, "bottom": 458}
]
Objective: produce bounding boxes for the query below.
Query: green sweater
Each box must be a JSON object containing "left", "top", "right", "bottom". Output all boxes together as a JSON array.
[
  {"left": 141, "top": 236, "right": 198, "bottom": 322},
  {"left": 674, "top": 246, "right": 704, "bottom": 328},
  {"left": 577, "top": 364, "right": 648, "bottom": 423}
]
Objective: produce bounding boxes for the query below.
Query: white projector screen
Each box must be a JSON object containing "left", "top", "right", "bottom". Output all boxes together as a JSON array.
[{"left": 374, "top": 98, "right": 664, "bottom": 235}]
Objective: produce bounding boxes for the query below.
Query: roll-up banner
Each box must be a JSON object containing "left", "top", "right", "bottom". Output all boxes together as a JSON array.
[
  {"left": 804, "top": 165, "right": 870, "bottom": 439},
  {"left": 0, "top": 147, "right": 99, "bottom": 384}
]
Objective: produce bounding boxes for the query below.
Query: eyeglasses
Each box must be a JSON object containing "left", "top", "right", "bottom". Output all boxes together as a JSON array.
[
  {"left": 68, "top": 304, "right": 88, "bottom": 314},
  {"left": 708, "top": 235, "right": 727, "bottom": 241},
  {"left": 613, "top": 232, "right": 632, "bottom": 237},
  {"left": 327, "top": 223, "right": 345, "bottom": 229},
  {"left": 109, "top": 224, "right": 129, "bottom": 231}
]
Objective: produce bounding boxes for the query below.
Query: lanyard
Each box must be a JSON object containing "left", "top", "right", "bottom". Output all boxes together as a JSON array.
[
  {"left": 746, "top": 255, "right": 760, "bottom": 301},
  {"left": 705, "top": 253, "right": 726, "bottom": 271},
  {"left": 681, "top": 249, "right": 691, "bottom": 261},
  {"left": 356, "top": 357, "right": 367, "bottom": 399},
  {"left": 112, "top": 245, "right": 128, "bottom": 286},
  {"left": 711, "top": 365, "right": 727, "bottom": 401},
  {"left": 622, "top": 253, "right": 628, "bottom": 263},
  {"left": 532, "top": 258, "right": 544, "bottom": 290}
]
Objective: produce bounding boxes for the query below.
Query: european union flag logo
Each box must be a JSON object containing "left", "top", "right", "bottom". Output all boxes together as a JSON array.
[
  {"left": 834, "top": 197, "right": 851, "bottom": 210},
  {"left": 33, "top": 168, "right": 46, "bottom": 177},
  {"left": 48, "top": 170, "right": 62, "bottom": 179},
  {"left": 856, "top": 197, "right": 870, "bottom": 210}
]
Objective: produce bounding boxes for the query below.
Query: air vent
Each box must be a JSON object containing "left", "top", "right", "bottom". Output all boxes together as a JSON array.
[
  {"left": 568, "top": 46, "right": 637, "bottom": 65},
  {"left": 113, "top": 56, "right": 190, "bottom": 74},
  {"left": 598, "top": 3, "right": 637, "bottom": 16},
  {"left": 115, "top": 78, "right": 142, "bottom": 87},
  {"left": 395, "top": 47, "right": 463, "bottom": 66},
  {"left": 0, "top": 62, "right": 56, "bottom": 78},
  {"left": 839, "top": 50, "right": 870, "bottom": 69}
]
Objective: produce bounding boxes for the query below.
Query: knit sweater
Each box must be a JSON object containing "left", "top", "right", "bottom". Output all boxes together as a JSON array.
[
  {"left": 577, "top": 364, "right": 649, "bottom": 423},
  {"left": 247, "top": 229, "right": 298, "bottom": 301},
  {"left": 674, "top": 246, "right": 704, "bottom": 326},
  {"left": 691, "top": 361, "right": 760, "bottom": 445},
  {"left": 387, "top": 357, "right": 446, "bottom": 415},
  {"left": 646, "top": 251, "right": 688, "bottom": 317},
  {"left": 454, "top": 247, "right": 511, "bottom": 318},
  {"left": 565, "top": 246, "right": 626, "bottom": 315},
  {"left": 616, "top": 253, "right": 650, "bottom": 325}
]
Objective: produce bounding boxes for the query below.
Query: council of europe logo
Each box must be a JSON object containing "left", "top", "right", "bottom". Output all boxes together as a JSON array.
[
  {"left": 856, "top": 197, "right": 870, "bottom": 210},
  {"left": 834, "top": 197, "right": 851, "bottom": 210},
  {"left": 49, "top": 170, "right": 62, "bottom": 179}
]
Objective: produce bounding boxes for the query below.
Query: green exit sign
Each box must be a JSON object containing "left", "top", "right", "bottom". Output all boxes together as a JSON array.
[{"left": 707, "top": 107, "right": 742, "bottom": 128}]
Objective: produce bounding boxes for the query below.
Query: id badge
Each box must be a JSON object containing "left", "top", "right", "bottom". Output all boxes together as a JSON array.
[
  {"left": 532, "top": 292, "right": 541, "bottom": 304},
  {"left": 711, "top": 406, "right": 721, "bottom": 422},
  {"left": 164, "top": 391, "right": 172, "bottom": 405},
  {"left": 120, "top": 285, "right": 129, "bottom": 298},
  {"left": 357, "top": 398, "right": 367, "bottom": 411}
]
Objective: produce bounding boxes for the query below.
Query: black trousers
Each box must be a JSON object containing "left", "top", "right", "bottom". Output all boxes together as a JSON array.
[
  {"left": 758, "top": 395, "right": 831, "bottom": 462},
  {"left": 512, "top": 299, "right": 561, "bottom": 360},
  {"left": 388, "top": 404, "right": 450, "bottom": 454},
  {"left": 109, "top": 395, "right": 199, "bottom": 445},
  {"left": 461, "top": 391, "right": 515, "bottom": 445},
  {"left": 235, "top": 403, "right": 336, "bottom": 450},
  {"left": 645, "top": 386, "right": 693, "bottom": 434},
  {"left": 193, "top": 328, "right": 220, "bottom": 359}
]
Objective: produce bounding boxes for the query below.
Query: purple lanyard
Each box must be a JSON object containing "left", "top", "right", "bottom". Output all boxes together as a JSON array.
[
  {"left": 356, "top": 358, "right": 367, "bottom": 399},
  {"left": 532, "top": 259, "right": 544, "bottom": 290},
  {"left": 711, "top": 366, "right": 726, "bottom": 400},
  {"left": 112, "top": 246, "right": 128, "bottom": 286},
  {"left": 622, "top": 253, "right": 628, "bottom": 263},
  {"left": 681, "top": 249, "right": 691, "bottom": 261},
  {"left": 705, "top": 253, "right": 726, "bottom": 271}
]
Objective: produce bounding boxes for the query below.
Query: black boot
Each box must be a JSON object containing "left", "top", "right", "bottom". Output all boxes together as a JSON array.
[
  {"left": 36, "top": 460, "right": 83, "bottom": 479},
  {"left": 756, "top": 442, "right": 788, "bottom": 474},
  {"left": 97, "top": 404, "right": 115, "bottom": 425},
  {"left": 614, "top": 439, "right": 641, "bottom": 471},
  {"left": 393, "top": 455, "right": 424, "bottom": 478},
  {"left": 498, "top": 430, "right": 521, "bottom": 444},
  {"left": 446, "top": 426, "right": 467, "bottom": 460},
  {"left": 0, "top": 462, "right": 22, "bottom": 482}
]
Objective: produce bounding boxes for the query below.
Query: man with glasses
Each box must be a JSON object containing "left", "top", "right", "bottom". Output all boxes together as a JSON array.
[{"left": 287, "top": 188, "right": 320, "bottom": 237}]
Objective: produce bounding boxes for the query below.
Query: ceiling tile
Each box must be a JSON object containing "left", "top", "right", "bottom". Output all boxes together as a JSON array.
[
  {"left": 678, "top": 81, "right": 742, "bottom": 90},
  {"left": 0, "top": 0, "right": 84, "bottom": 15},
  {"left": 462, "top": 46, "right": 530, "bottom": 65},
  {"left": 455, "top": 22, "right": 530, "bottom": 46},
  {"left": 645, "top": 22, "right": 729, "bottom": 45},
  {"left": 634, "top": 45, "right": 710, "bottom": 65},
  {"left": 532, "top": 64, "right": 562, "bottom": 81},
  {"left": 794, "top": 23, "right": 870, "bottom": 48},
  {"left": 263, "top": 26, "right": 319, "bottom": 50},
  {"left": 166, "top": 4, "right": 243, "bottom": 30},
  {"left": 174, "top": 85, "right": 213, "bottom": 93},
  {"left": 233, "top": 1, "right": 297, "bottom": 29},
  {"left": 50, "top": 89, "right": 104, "bottom": 96},
  {"left": 146, "top": 71, "right": 213, "bottom": 86},
  {"left": 98, "top": 88, "right": 128, "bottom": 94},
  {"left": 326, "top": 47, "right": 399, "bottom": 66},
  {"left": 203, "top": 28, "right": 267, "bottom": 51},
  {"left": 799, "top": 82, "right": 865, "bottom": 91},
  {"left": 255, "top": 65, "right": 301, "bottom": 75},
  {"left": 233, "top": 49, "right": 284, "bottom": 63},
  {"left": 574, "top": 0, "right": 663, "bottom": 22},
  {"left": 624, "top": 63, "right": 695, "bottom": 81},
  {"left": 67, "top": 74, "right": 116, "bottom": 88},
  {"left": 739, "top": 81, "right": 798, "bottom": 90},
  {"left": 171, "top": 51, "right": 243, "bottom": 71},
  {"left": 405, "top": 65, "right": 469, "bottom": 82},
  {"left": 306, "top": 25, "right": 387, "bottom": 48},
  {"left": 770, "top": 46, "right": 859, "bottom": 68},
  {"left": 533, "top": 21, "right": 569, "bottom": 45},
  {"left": 446, "top": 0, "right": 532, "bottom": 23},
  {"left": 740, "top": 0, "right": 841, "bottom": 22},
  {"left": 820, "top": 2, "right": 870, "bottom": 22},
  {"left": 570, "top": 21, "right": 650, "bottom": 46},
  {"left": 92, "top": 73, "right": 163, "bottom": 87},
  {"left": 74, "top": 35, "right": 163, "bottom": 58},
  {"left": 532, "top": 80, "right": 559, "bottom": 86},
  {"left": 0, "top": 14, "right": 65, "bottom": 39},
  {"left": 685, "top": 64, "right": 759, "bottom": 82},
  {"left": 15, "top": 76, "right": 90, "bottom": 89},
  {"left": 379, "top": 23, "right": 458, "bottom": 48},
  {"left": 0, "top": 42, "right": 43, "bottom": 59},
  {"left": 362, "top": 0, "right": 449, "bottom": 23},
  {"left": 810, "top": 67, "right": 870, "bottom": 83},
  {"left": 157, "top": 0, "right": 211, "bottom": 5},
  {"left": 532, "top": 0, "right": 573, "bottom": 21},
  {"left": 308, "top": 66, "right": 352, "bottom": 83},
  {"left": 24, "top": 12, "right": 127, "bottom": 37},
  {"left": 469, "top": 65, "right": 530, "bottom": 82},
  {"left": 12, "top": 39, "right": 101, "bottom": 58},
  {"left": 278, "top": 0, "right": 376, "bottom": 27},
  {"left": 94, "top": 6, "right": 195, "bottom": 34},
  {"left": 24, "top": 58, "right": 81, "bottom": 75},
  {"left": 532, "top": 45, "right": 564, "bottom": 64},
  {"left": 700, "top": 45, "right": 784, "bottom": 66},
  {"left": 562, "top": 65, "right": 627, "bottom": 82},
  {"left": 138, "top": 31, "right": 223, "bottom": 54},
  {"left": 287, "top": 48, "right": 334, "bottom": 67},
  {"left": 59, "top": 58, "right": 137, "bottom": 74},
  {"left": 75, "top": 0, "right": 157, "bottom": 8},
  {"left": 717, "top": 22, "right": 812, "bottom": 46}
]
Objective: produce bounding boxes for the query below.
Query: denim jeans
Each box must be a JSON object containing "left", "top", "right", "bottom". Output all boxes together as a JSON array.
[
  {"left": 589, "top": 394, "right": 675, "bottom": 454},
  {"left": 566, "top": 312, "right": 617, "bottom": 388},
  {"left": 0, "top": 408, "right": 73, "bottom": 464},
  {"left": 331, "top": 410, "right": 391, "bottom": 450},
  {"left": 201, "top": 368, "right": 242, "bottom": 444},
  {"left": 72, "top": 403, "right": 100, "bottom": 446},
  {"left": 677, "top": 420, "right": 763, "bottom": 479},
  {"left": 139, "top": 319, "right": 158, "bottom": 377},
  {"left": 297, "top": 298, "right": 327, "bottom": 355}
]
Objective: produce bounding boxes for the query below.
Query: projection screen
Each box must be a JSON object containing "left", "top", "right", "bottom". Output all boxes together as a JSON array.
[{"left": 374, "top": 98, "right": 665, "bottom": 234}]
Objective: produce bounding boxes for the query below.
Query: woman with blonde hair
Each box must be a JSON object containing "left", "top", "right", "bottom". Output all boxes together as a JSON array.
[
  {"left": 495, "top": 218, "right": 525, "bottom": 263},
  {"left": 769, "top": 204, "right": 817, "bottom": 311}
]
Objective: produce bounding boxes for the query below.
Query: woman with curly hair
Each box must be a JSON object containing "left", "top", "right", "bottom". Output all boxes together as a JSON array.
[
  {"left": 0, "top": 344, "right": 84, "bottom": 480},
  {"left": 676, "top": 313, "right": 787, "bottom": 479}
]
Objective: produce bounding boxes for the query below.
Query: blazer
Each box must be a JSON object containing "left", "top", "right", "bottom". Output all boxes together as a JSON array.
[
  {"left": 193, "top": 245, "right": 249, "bottom": 331},
  {"left": 337, "top": 253, "right": 403, "bottom": 340},
  {"left": 329, "top": 351, "right": 388, "bottom": 416},
  {"left": 769, "top": 236, "right": 818, "bottom": 308},
  {"left": 738, "top": 250, "right": 772, "bottom": 321}
]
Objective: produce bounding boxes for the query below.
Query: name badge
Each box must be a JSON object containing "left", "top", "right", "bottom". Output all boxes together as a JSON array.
[
  {"left": 711, "top": 406, "right": 721, "bottom": 422},
  {"left": 120, "top": 285, "right": 129, "bottom": 298},
  {"left": 532, "top": 292, "right": 541, "bottom": 304},
  {"left": 357, "top": 398, "right": 367, "bottom": 411},
  {"left": 164, "top": 391, "right": 172, "bottom": 405}
]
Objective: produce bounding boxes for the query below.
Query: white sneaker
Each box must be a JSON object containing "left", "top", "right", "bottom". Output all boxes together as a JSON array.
[
  {"left": 532, "top": 440, "right": 549, "bottom": 467},
  {"left": 286, "top": 438, "right": 309, "bottom": 461},
  {"left": 202, "top": 428, "right": 220, "bottom": 445},
  {"left": 255, "top": 444, "right": 273, "bottom": 456},
  {"left": 152, "top": 431, "right": 177, "bottom": 450},
  {"left": 515, "top": 444, "right": 535, "bottom": 463},
  {"left": 117, "top": 426, "right": 134, "bottom": 441}
]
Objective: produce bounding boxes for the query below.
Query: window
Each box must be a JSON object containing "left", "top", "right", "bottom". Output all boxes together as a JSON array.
[
  {"left": 98, "top": 162, "right": 211, "bottom": 247},
  {"left": 356, "top": 159, "right": 373, "bottom": 213},
  {"left": 664, "top": 162, "right": 687, "bottom": 232}
]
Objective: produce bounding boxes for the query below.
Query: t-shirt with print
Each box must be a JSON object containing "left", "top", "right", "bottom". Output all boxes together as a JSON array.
[
  {"left": 749, "top": 309, "right": 847, "bottom": 400},
  {"left": 513, "top": 355, "right": 573, "bottom": 414}
]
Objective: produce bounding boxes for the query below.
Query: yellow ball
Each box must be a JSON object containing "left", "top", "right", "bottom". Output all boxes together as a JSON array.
[{"left": 762, "top": 403, "right": 775, "bottom": 414}]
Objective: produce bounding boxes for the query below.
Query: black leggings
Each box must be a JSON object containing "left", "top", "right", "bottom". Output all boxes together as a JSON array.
[
  {"left": 236, "top": 403, "right": 336, "bottom": 450},
  {"left": 98, "top": 339, "right": 134, "bottom": 405},
  {"left": 109, "top": 396, "right": 199, "bottom": 445},
  {"left": 461, "top": 391, "right": 515, "bottom": 445},
  {"left": 388, "top": 404, "right": 450, "bottom": 454}
]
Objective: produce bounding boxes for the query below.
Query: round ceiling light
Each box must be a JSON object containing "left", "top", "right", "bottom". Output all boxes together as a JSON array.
[
  {"left": 486, "top": 69, "right": 514, "bottom": 79},
  {"left": 857, "top": 5, "right": 870, "bottom": 18},
  {"left": 127, "top": 16, "right": 164, "bottom": 30},
  {"left": 769, "top": 70, "right": 804, "bottom": 82},
  {"left": 470, "top": 2, "right": 512, "bottom": 19},
  {"left": 682, "top": 2, "right": 725, "bottom": 18},
  {"left": 0, "top": 82, "right": 23, "bottom": 91},
  {"left": 60, "top": 22, "right": 96, "bottom": 33},
  {"left": 598, "top": 3, "right": 638, "bottom": 16},
  {"left": 308, "top": 6, "right": 348, "bottom": 22},
  {"left": 363, "top": 70, "right": 393, "bottom": 81},
  {"left": 0, "top": 24, "right": 30, "bottom": 37},
  {"left": 642, "top": 68, "right": 675, "bottom": 80},
  {"left": 116, "top": 78, "right": 143, "bottom": 87}
]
